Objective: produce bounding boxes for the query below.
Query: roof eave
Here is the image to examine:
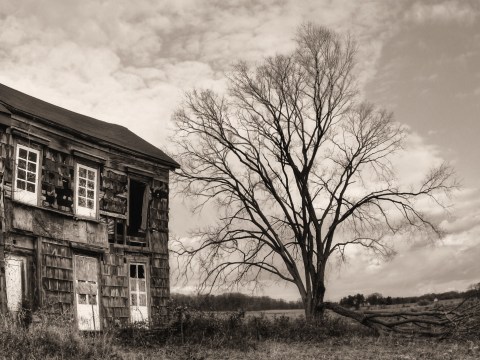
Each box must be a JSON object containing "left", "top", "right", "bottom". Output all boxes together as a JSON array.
[{"left": 5, "top": 105, "right": 180, "bottom": 170}]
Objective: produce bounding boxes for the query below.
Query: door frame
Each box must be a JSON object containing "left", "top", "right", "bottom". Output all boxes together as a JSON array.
[
  {"left": 5, "top": 254, "right": 28, "bottom": 312},
  {"left": 73, "top": 253, "right": 102, "bottom": 331},
  {"left": 127, "top": 258, "right": 150, "bottom": 325}
]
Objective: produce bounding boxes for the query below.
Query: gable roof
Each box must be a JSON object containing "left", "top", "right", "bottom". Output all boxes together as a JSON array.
[{"left": 0, "top": 83, "right": 179, "bottom": 169}]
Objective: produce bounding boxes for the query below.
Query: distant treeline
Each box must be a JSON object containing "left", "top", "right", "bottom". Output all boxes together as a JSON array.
[
  {"left": 340, "top": 283, "right": 480, "bottom": 309},
  {"left": 171, "top": 292, "right": 303, "bottom": 311}
]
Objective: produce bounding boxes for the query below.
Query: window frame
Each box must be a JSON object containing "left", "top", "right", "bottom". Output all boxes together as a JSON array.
[
  {"left": 13, "top": 144, "right": 40, "bottom": 206},
  {"left": 128, "top": 261, "right": 149, "bottom": 324},
  {"left": 75, "top": 163, "right": 98, "bottom": 218},
  {"left": 127, "top": 176, "right": 150, "bottom": 240}
]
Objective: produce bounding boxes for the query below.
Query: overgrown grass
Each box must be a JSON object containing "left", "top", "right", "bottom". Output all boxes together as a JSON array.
[
  {"left": 116, "top": 308, "right": 374, "bottom": 350},
  {"left": 1, "top": 307, "right": 479, "bottom": 359},
  {"left": 0, "top": 310, "right": 118, "bottom": 359}
]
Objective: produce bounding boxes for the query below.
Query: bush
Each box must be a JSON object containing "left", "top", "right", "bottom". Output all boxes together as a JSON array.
[
  {"left": 417, "top": 299, "right": 432, "bottom": 306},
  {"left": 115, "top": 306, "right": 375, "bottom": 350}
]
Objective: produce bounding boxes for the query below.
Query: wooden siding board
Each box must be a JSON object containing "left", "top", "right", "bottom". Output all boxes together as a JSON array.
[{"left": 0, "top": 120, "right": 172, "bottom": 329}]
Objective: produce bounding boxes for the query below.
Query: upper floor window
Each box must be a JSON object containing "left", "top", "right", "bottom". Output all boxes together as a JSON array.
[
  {"left": 14, "top": 144, "right": 40, "bottom": 205},
  {"left": 127, "top": 178, "right": 148, "bottom": 238},
  {"left": 75, "top": 163, "right": 97, "bottom": 218}
]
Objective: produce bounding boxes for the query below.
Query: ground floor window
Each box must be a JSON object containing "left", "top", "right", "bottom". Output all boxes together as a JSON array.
[{"left": 129, "top": 263, "right": 149, "bottom": 324}]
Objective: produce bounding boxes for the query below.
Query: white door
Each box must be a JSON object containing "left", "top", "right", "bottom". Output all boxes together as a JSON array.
[
  {"left": 5, "top": 255, "right": 26, "bottom": 312},
  {"left": 74, "top": 255, "right": 100, "bottom": 331},
  {"left": 129, "top": 263, "right": 149, "bottom": 324}
]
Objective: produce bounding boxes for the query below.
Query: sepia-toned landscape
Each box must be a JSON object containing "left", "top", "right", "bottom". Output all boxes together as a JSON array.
[{"left": 0, "top": 0, "right": 479, "bottom": 359}]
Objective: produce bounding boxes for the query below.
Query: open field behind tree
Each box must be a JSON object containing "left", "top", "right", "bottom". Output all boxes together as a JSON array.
[{"left": 245, "top": 299, "right": 464, "bottom": 319}]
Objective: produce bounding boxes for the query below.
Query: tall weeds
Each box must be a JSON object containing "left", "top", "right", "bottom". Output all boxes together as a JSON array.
[{"left": 0, "top": 309, "right": 117, "bottom": 359}]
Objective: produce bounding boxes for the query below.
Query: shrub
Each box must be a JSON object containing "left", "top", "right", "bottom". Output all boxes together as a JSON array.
[
  {"left": 417, "top": 299, "right": 432, "bottom": 306},
  {"left": 114, "top": 305, "right": 375, "bottom": 350}
]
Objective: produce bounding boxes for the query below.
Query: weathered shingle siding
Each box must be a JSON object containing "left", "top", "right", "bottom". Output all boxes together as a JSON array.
[
  {"left": 41, "top": 239, "right": 74, "bottom": 312},
  {"left": 0, "top": 88, "right": 175, "bottom": 328}
]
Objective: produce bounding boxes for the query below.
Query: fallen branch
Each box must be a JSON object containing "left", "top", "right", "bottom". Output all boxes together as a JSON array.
[{"left": 323, "top": 296, "right": 480, "bottom": 338}]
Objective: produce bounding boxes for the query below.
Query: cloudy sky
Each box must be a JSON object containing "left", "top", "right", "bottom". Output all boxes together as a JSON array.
[{"left": 0, "top": 0, "right": 479, "bottom": 301}]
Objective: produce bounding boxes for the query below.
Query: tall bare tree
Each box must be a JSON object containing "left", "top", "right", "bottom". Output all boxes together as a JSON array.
[{"left": 171, "top": 23, "right": 455, "bottom": 320}]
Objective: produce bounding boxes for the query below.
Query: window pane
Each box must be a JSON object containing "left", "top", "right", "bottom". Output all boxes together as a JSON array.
[
  {"left": 19, "top": 148, "right": 27, "bottom": 159},
  {"left": 87, "top": 190, "right": 94, "bottom": 199},
  {"left": 28, "top": 152, "right": 37, "bottom": 162},
  {"left": 87, "top": 200, "right": 94, "bottom": 209},
  {"left": 18, "top": 159, "right": 26, "bottom": 169},
  {"left": 79, "top": 178, "right": 86, "bottom": 187},
  {"left": 78, "top": 197, "right": 86, "bottom": 207},
  {"left": 79, "top": 167, "right": 86, "bottom": 178},
  {"left": 27, "top": 162, "right": 36, "bottom": 172},
  {"left": 79, "top": 187, "right": 86, "bottom": 197},
  {"left": 139, "top": 280, "right": 146, "bottom": 292},
  {"left": 131, "top": 294, "right": 137, "bottom": 306},
  {"left": 26, "top": 183, "right": 35, "bottom": 193},
  {"left": 16, "top": 180, "right": 25, "bottom": 190},
  {"left": 17, "top": 169, "right": 26, "bottom": 180},
  {"left": 130, "top": 279, "right": 137, "bottom": 291},
  {"left": 130, "top": 264, "right": 137, "bottom": 278},
  {"left": 27, "top": 172, "right": 36, "bottom": 182},
  {"left": 89, "top": 294, "right": 97, "bottom": 305},
  {"left": 78, "top": 294, "right": 87, "bottom": 305},
  {"left": 87, "top": 170, "right": 95, "bottom": 180},
  {"left": 138, "top": 265, "right": 145, "bottom": 279},
  {"left": 139, "top": 294, "right": 146, "bottom": 306},
  {"left": 87, "top": 181, "right": 94, "bottom": 189}
]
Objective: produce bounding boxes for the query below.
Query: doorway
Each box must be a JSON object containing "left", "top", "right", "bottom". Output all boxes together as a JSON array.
[
  {"left": 74, "top": 255, "right": 100, "bottom": 331},
  {"left": 5, "top": 255, "right": 27, "bottom": 312}
]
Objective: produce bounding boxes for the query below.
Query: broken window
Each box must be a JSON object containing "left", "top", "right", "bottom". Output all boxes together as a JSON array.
[
  {"left": 76, "top": 164, "right": 97, "bottom": 217},
  {"left": 106, "top": 217, "right": 126, "bottom": 245},
  {"left": 41, "top": 149, "right": 74, "bottom": 212},
  {"left": 14, "top": 144, "right": 40, "bottom": 205},
  {"left": 127, "top": 179, "right": 149, "bottom": 239}
]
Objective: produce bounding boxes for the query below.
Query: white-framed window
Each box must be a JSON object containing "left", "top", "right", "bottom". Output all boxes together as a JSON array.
[
  {"left": 75, "top": 163, "right": 97, "bottom": 218},
  {"left": 129, "top": 263, "right": 149, "bottom": 323},
  {"left": 14, "top": 144, "right": 40, "bottom": 205}
]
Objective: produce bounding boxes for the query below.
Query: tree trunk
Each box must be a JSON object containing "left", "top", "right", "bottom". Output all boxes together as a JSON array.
[{"left": 304, "top": 280, "right": 326, "bottom": 322}]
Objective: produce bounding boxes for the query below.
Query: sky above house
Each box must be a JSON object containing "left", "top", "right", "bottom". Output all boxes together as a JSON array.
[{"left": 0, "top": 0, "right": 478, "bottom": 301}]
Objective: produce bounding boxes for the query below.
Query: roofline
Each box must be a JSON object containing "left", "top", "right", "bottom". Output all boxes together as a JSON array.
[{"left": 0, "top": 101, "right": 180, "bottom": 170}]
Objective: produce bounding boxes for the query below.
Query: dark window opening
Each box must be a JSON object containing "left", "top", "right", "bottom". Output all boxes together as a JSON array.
[
  {"left": 107, "top": 217, "right": 126, "bottom": 245},
  {"left": 127, "top": 179, "right": 147, "bottom": 239}
]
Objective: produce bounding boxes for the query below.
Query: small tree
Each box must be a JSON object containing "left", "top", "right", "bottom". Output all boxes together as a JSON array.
[
  {"left": 366, "top": 293, "right": 384, "bottom": 306},
  {"left": 171, "top": 23, "right": 455, "bottom": 321}
]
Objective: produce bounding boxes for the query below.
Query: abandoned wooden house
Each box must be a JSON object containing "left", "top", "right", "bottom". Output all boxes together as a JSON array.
[{"left": 0, "top": 83, "right": 179, "bottom": 330}]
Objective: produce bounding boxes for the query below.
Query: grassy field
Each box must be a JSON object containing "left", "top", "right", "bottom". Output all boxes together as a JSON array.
[
  {"left": 246, "top": 308, "right": 305, "bottom": 319},
  {"left": 116, "top": 337, "right": 480, "bottom": 359},
  {"left": 1, "top": 303, "right": 478, "bottom": 359},
  {"left": 246, "top": 299, "right": 464, "bottom": 320}
]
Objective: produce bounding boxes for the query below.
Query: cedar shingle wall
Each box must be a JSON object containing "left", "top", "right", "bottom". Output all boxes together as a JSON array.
[
  {"left": 0, "top": 122, "right": 172, "bottom": 327},
  {"left": 101, "top": 248, "right": 129, "bottom": 327},
  {"left": 41, "top": 240, "right": 74, "bottom": 311},
  {"left": 99, "top": 170, "right": 128, "bottom": 215},
  {"left": 42, "top": 149, "right": 74, "bottom": 212},
  {"left": 150, "top": 231, "right": 169, "bottom": 324}
]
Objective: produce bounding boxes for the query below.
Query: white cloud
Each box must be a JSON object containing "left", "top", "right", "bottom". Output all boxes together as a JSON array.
[
  {"left": 405, "top": 1, "right": 478, "bottom": 24},
  {"left": 0, "top": 0, "right": 478, "bottom": 301},
  {"left": 0, "top": 0, "right": 404, "bottom": 166}
]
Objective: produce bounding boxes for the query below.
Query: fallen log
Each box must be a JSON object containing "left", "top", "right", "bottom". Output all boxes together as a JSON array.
[{"left": 322, "top": 296, "right": 480, "bottom": 339}]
